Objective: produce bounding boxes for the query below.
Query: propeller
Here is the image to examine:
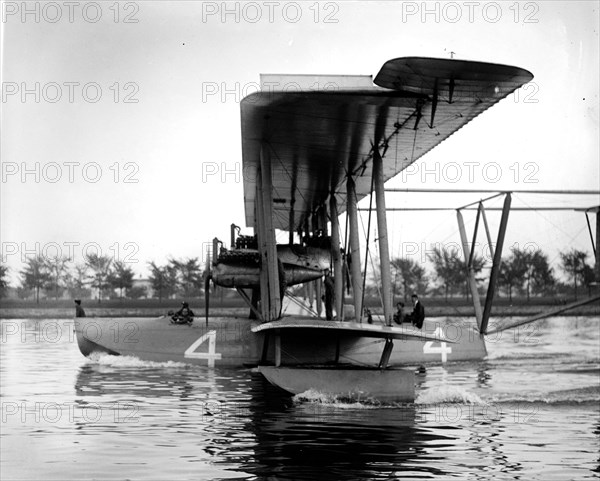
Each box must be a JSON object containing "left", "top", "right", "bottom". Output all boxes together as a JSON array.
[
  {"left": 204, "top": 273, "right": 211, "bottom": 327},
  {"left": 204, "top": 249, "right": 212, "bottom": 327}
]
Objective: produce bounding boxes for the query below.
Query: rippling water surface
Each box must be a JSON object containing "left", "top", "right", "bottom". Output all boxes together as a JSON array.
[{"left": 1, "top": 316, "right": 599, "bottom": 480}]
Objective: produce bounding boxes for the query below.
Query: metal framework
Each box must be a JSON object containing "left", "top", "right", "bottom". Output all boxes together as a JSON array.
[{"left": 357, "top": 189, "right": 599, "bottom": 334}]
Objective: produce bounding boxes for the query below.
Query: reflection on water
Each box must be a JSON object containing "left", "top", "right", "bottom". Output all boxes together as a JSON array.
[{"left": 1, "top": 317, "right": 599, "bottom": 480}]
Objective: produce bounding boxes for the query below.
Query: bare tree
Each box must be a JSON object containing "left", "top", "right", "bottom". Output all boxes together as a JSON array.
[
  {"left": 108, "top": 261, "right": 135, "bottom": 299},
  {"left": 427, "top": 244, "right": 486, "bottom": 301},
  {"left": 169, "top": 257, "right": 203, "bottom": 298},
  {"left": 65, "top": 263, "right": 91, "bottom": 299},
  {"left": 0, "top": 263, "right": 9, "bottom": 298},
  {"left": 148, "top": 261, "right": 178, "bottom": 301},
  {"left": 499, "top": 247, "right": 529, "bottom": 301},
  {"left": 85, "top": 254, "right": 113, "bottom": 303},
  {"left": 390, "top": 257, "right": 428, "bottom": 302},
  {"left": 559, "top": 249, "right": 590, "bottom": 299},
  {"left": 44, "top": 256, "right": 70, "bottom": 300},
  {"left": 20, "top": 256, "right": 51, "bottom": 303}
]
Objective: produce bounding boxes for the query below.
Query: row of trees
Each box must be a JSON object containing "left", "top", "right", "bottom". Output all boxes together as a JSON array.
[
  {"left": 148, "top": 258, "right": 204, "bottom": 301},
  {"left": 1, "top": 255, "right": 206, "bottom": 303},
  {"left": 0, "top": 247, "right": 596, "bottom": 302},
  {"left": 387, "top": 246, "right": 596, "bottom": 301}
]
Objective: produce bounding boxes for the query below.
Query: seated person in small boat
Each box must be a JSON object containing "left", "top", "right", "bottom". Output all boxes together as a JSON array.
[
  {"left": 393, "top": 302, "right": 406, "bottom": 325},
  {"left": 171, "top": 302, "right": 194, "bottom": 324},
  {"left": 405, "top": 294, "right": 425, "bottom": 329}
]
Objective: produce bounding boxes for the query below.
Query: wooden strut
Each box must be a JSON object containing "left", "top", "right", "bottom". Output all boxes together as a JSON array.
[
  {"left": 255, "top": 166, "right": 269, "bottom": 321},
  {"left": 378, "top": 338, "right": 394, "bottom": 369},
  {"left": 481, "top": 193, "right": 512, "bottom": 334},
  {"left": 596, "top": 209, "right": 600, "bottom": 282},
  {"left": 584, "top": 209, "right": 599, "bottom": 282},
  {"left": 480, "top": 202, "right": 495, "bottom": 258},
  {"left": 235, "top": 288, "right": 263, "bottom": 322},
  {"left": 258, "top": 145, "right": 281, "bottom": 321},
  {"left": 330, "top": 195, "right": 344, "bottom": 321},
  {"left": 457, "top": 209, "right": 484, "bottom": 328},
  {"left": 468, "top": 203, "right": 482, "bottom": 268},
  {"left": 373, "top": 147, "right": 394, "bottom": 326},
  {"left": 312, "top": 211, "right": 323, "bottom": 318},
  {"left": 347, "top": 176, "right": 363, "bottom": 322},
  {"left": 274, "top": 334, "right": 281, "bottom": 367},
  {"left": 260, "top": 334, "right": 270, "bottom": 364},
  {"left": 361, "top": 174, "right": 375, "bottom": 323}
]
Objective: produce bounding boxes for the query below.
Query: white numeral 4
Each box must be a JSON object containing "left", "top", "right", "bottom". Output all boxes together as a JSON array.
[
  {"left": 423, "top": 327, "right": 452, "bottom": 362},
  {"left": 184, "top": 330, "right": 222, "bottom": 367}
]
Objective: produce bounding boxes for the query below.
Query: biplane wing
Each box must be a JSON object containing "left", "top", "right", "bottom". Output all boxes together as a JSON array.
[
  {"left": 241, "top": 57, "right": 533, "bottom": 231},
  {"left": 252, "top": 318, "right": 458, "bottom": 343}
]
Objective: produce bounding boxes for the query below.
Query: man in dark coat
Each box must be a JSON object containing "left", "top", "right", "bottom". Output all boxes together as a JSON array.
[
  {"left": 323, "top": 268, "right": 335, "bottom": 320},
  {"left": 74, "top": 299, "right": 86, "bottom": 318},
  {"left": 409, "top": 294, "right": 425, "bottom": 329}
]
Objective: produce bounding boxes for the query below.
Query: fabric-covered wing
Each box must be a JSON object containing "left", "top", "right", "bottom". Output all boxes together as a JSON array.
[{"left": 241, "top": 57, "right": 533, "bottom": 231}]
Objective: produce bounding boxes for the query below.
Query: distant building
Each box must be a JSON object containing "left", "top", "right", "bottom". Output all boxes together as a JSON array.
[{"left": 132, "top": 277, "right": 153, "bottom": 298}]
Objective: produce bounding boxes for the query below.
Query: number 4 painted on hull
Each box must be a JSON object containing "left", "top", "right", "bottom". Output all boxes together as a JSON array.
[
  {"left": 184, "top": 330, "right": 222, "bottom": 367},
  {"left": 423, "top": 327, "right": 452, "bottom": 362}
]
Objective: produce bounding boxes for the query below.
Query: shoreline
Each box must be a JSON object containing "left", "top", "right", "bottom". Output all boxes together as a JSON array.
[{"left": 1, "top": 303, "right": 598, "bottom": 319}]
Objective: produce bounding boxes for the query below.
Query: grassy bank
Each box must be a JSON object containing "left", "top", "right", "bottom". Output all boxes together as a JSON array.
[{"left": 1, "top": 296, "right": 598, "bottom": 319}]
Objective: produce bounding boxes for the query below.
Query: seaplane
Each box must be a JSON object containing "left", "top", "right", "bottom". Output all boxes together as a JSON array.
[{"left": 75, "top": 56, "right": 599, "bottom": 402}]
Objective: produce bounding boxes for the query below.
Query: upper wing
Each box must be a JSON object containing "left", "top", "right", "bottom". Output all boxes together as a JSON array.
[{"left": 241, "top": 57, "right": 533, "bottom": 231}]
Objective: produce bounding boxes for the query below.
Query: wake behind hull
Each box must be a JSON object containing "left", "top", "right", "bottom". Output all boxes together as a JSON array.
[{"left": 74, "top": 317, "right": 486, "bottom": 368}]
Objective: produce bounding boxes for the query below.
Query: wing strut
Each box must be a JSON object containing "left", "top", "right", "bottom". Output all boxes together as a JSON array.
[
  {"left": 457, "top": 209, "right": 484, "bottom": 327},
  {"left": 456, "top": 193, "right": 512, "bottom": 334},
  {"left": 330, "top": 195, "right": 344, "bottom": 320},
  {"left": 481, "top": 193, "right": 512, "bottom": 334},
  {"left": 236, "top": 288, "right": 263, "bottom": 322},
  {"left": 429, "top": 78, "right": 438, "bottom": 128},
  {"left": 256, "top": 145, "right": 281, "bottom": 321},
  {"left": 373, "top": 146, "right": 394, "bottom": 326},
  {"left": 347, "top": 176, "right": 363, "bottom": 321}
]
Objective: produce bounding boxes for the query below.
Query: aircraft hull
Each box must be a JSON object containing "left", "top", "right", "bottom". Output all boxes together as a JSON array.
[
  {"left": 74, "top": 317, "right": 486, "bottom": 367},
  {"left": 258, "top": 366, "right": 415, "bottom": 402}
]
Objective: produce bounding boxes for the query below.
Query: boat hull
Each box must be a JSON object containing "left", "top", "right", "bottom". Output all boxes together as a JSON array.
[
  {"left": 74, "top": 317, "right": 486, "bottom": 367},
  {"left": 74, "top": 316, "right": 262, "bottom": 366},
  {"left": 258, "top": 366, "right": 415, "bottom": 402}
]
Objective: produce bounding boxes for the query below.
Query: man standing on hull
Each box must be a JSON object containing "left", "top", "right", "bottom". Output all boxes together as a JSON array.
[
  {"left": 323, "top": 268, "right": 335, "bottom": 320},
  {"left": 407, "top": 294, "right": 425, "bottom": 329}
]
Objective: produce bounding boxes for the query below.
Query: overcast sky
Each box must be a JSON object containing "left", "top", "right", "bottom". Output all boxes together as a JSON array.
[{"left": 1, "top": 1, "right": 598, "bottom": 282}]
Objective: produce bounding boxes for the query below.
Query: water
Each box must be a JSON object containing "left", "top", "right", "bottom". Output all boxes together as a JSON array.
[{"left": 1, "top": 316, "right": 599, "bottom": 480}]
